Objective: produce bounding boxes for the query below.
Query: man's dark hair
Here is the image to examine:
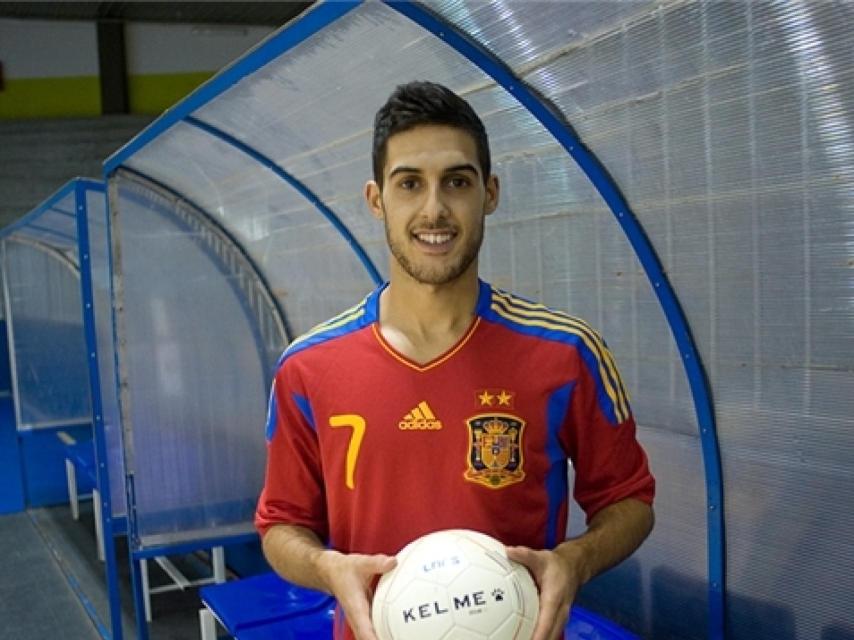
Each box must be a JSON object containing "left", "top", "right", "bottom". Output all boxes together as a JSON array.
[{"left": 372, "top": 81, "right": 491, "bottom": 187}]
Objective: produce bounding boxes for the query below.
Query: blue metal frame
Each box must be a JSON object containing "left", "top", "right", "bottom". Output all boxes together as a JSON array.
[
  {"left": 384, "top": 3, "right": 725, "bottom": 638},
  {"left": 184, "top": 116, "right": 383, "bottom": 286},
  {"left": 102, "top": 1, "right": 360, "bottom": 176},
  {"left": 74, "top": 178, "right": 124, "bottom": 640},
  {"left": 0, "top": 181, "right": 79, "bottom": 240}
]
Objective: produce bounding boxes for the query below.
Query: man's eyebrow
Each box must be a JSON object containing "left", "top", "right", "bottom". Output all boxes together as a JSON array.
[
  {"left": 387, "top": 163, "right": 481, "bottom": 180},
  {"left": 444, "top": 163, "right": 480, "bottom": 176},
  {"left": 388, "top": 165, "right": 422, "bottom": 179}
]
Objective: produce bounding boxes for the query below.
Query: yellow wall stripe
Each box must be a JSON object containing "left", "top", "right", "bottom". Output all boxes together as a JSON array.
[
  {"left": 0, "top": 72, "right": 217, "bottom": 120},
  {"left": 127, "top": 71, "right": 214, "bottom": 115},
  {"left": 0, "top": 76, "right": 101, "bottom": 119}
]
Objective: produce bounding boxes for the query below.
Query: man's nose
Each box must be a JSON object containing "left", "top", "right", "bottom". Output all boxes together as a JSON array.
[{"left": 422, "top": 183, "right": 449, "bottom": 222}]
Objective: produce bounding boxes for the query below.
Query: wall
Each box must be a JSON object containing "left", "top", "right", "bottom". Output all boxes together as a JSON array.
[
  {"left": 0, "top": 18, "right": 273, "bottom": 118},
  {"left": 0, "top": 19, "right": 100, "bottom": 118},
  {"left": 0, "top": 116, "right": 153, "bottom": 229}
]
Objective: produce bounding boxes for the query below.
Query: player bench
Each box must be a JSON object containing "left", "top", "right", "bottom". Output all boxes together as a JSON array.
[
  {"left": 197, "top": 571, "right": 637, "bottom": 640},
  {"left": 198, "top": 571, "right": 334, "bottom": 639},
  {"left": 59, "top": 432, "right": 226, "bottom": 623},
  {"left": 58, "top": 431, "right": 105, "bottom": 561},
  {"left": 568, "top": 606, "right": 640, "bottom": 639}
]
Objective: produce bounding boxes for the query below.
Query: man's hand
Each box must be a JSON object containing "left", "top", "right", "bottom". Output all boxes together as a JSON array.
[
  {"left": 506, "top": 499, "right": 654, "bottom": 640},
  {"left": 317, "top": 550, "right": 396, "bottom": 640},
  {"left": 261, "top": 525, "right": 397, "bottom": 640},
  {"left": 506, "top": 545, "right": 579, "bottom": 640}
]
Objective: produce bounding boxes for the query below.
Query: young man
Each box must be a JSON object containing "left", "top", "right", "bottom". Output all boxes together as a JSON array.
[{"left": 256, "top": 81, "right": 655, "bottom": 640}]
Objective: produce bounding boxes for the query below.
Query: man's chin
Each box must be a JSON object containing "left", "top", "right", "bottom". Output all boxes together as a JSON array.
[{"left": 405, "top": 261, "right": 475, "bottom": 286}]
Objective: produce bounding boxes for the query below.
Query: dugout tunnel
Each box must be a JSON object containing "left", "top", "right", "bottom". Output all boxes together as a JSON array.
[
  {"left": 0, "top": 181, "right": 99, "bottom": 510},
  {"left": 4, "top": 1, "right": 853, "bottom": 639}
]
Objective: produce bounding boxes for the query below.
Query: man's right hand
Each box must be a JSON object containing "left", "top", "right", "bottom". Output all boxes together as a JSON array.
[{"left": 317, "top": 550, "right": 397, "bottom": 640}]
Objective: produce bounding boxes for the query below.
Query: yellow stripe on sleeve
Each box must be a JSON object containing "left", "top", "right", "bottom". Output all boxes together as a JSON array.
[
  {"left": 490, "top": 293, "right": 630, "bottom": 422},
  {"left": 285, "top": 304, "right": 366, "bottom": 354},
  {"left": 492, "top": 290, "right": 631, "bottom": 412}
]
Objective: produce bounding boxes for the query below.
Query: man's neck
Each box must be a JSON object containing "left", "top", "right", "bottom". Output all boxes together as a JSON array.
[{"left": 378, "top": 267, "right": 480, "bottom": 362}]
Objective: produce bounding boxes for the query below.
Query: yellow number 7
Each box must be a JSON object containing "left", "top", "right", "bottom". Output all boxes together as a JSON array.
[{"left": 329, "top": 414, "right": 366, "bottom": 490}]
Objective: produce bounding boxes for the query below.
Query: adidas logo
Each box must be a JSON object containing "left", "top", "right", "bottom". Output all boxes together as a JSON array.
[{"left": 399, "top": 401, "right": 443, "bottom": 431}]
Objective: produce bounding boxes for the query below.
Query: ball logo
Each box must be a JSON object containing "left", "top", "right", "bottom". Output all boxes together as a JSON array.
[
  {"left": 401, "top": 589, "right": 491, "bottom": 623},
  {"left": 372, "top": 529, "right": 538, "bottom": 640},
  {"left": 422, "top": 555, "right": 461, "bottom": 573}
]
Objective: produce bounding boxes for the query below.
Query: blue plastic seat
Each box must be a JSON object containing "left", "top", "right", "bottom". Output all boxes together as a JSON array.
[
  {"left": 68, "top": 441, "right": 98, "bottom": 491},
  {"left": 235, "top": 606, "right": 335, "bottom": 639},
  {"left": 200, "top": 571, "right": 334, "bottom": 635},
  {"left": 567, "top": 606, "right": 639, "bottom": 640},
  {"left": 201, "top": 572, "right": 636, "bottom": 640}
]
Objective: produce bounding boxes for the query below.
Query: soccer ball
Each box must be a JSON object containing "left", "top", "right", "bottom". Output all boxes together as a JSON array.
[{"left": 371, "top": 529, "right": 538, "bottom": 640}]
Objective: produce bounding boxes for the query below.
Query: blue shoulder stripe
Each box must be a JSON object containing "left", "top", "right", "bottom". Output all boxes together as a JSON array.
[
  {"left": 275, "top": 287, "right": 380, "bottom": 368},
  {"left": 484, "top": 287, "right": 630, "bottom": 425},
  {"left": 491, "top": 288, "right": 630, "bottom": 414},
  {"left": 492, "top": 290, "right": 630, "bottom": 413}
]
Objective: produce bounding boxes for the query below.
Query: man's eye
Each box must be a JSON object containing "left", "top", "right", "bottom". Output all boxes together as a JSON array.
[
  {"left": 447, "top": 176, "right": 470, "bottom": 188},
  {"left": 400, "top": 178, "right": 418, "bottom": 190}
]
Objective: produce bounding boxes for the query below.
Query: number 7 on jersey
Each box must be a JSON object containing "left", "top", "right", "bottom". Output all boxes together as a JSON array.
[{"left": 329, "top": 414, "right": 366, "bottom": 490}]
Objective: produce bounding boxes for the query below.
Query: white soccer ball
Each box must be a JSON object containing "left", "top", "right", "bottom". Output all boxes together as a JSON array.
[{"left": 371, "top": 529, "right": 539, "bottom": 640}]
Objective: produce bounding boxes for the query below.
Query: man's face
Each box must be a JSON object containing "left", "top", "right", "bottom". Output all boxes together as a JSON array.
[{"left": 366, "top": 124, "right": 499, "bottom": 286}]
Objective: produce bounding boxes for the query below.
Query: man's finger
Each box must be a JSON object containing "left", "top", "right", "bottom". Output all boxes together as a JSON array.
[
  {"left": 348, "top": 610, "right": 379, "bottom": 640},
  {"left": 342, "top": 587, "right": 380, "bottom": 640},
  {"left": 370, "top": 554, "right": 397, "bottom": 574},
  {"left": 506, "top": 546, "right": 540, "bottom": 572},
  {"left": 530, "top": 588, "right": 562, "bottom": 640},
  {"left": 546, "top": 603, "right": 571, "bottom": 640}
]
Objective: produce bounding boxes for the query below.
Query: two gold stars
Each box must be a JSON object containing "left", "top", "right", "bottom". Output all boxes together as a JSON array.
[{"left": 477, "top": 389, "right": 514, "bottom": 407}]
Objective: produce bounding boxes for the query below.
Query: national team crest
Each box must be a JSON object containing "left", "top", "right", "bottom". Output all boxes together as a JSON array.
[{"left": 464, "top": 414, "right": 526, "bottom": 489}]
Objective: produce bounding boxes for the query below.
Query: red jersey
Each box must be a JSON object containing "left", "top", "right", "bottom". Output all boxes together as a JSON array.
[{"left": 256, "top": 280, "right": 654, "bottom": 634}]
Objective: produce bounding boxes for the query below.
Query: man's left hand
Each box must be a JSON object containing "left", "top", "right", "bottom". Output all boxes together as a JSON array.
[{"left": 505, "top": 545, "right": 581, "bottom": 640}]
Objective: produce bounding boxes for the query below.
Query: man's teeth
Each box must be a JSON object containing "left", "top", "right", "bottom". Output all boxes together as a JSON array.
[{"left": 418, "top": 233, "right": 453, "bottom": 244}]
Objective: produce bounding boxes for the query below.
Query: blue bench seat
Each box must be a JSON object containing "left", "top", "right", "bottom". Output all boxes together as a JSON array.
[
  {"left": 200, "top": 570, "right": 637, "bottom": 639},
  {"left": 199, "top": 571, "right": 333, "bottom": 638}
]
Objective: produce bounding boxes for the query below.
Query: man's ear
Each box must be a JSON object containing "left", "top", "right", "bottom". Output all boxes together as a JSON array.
[
  {"left": 365, "top": 180, "right": 384, "bottom": 220},
  {"left": 484, "top": 174, "right": 500, "bottom": 216}
]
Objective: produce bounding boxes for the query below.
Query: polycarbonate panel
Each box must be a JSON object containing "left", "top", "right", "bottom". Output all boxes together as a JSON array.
[
  {"left": 568, "top": 427, "right": 708, "bottom": 636},
  {"left": 428, "top": 0, "right": 854, "bottom": 636},
  {"left": 434, "top": 1, "right": 656, "bottom": 72},
  {"left": 3, "top": 237, "right": 90, "bottom": 429},
  {"left": 191, "top": 3, "right": 496, "bottom": 292},
  {"left": 124, "top": 120, "right": 376, "bottom": 335},
  {"left": 111, "top": 175, "right": 274, "bottom": 546},
  {"left": 86, "top": 189, "right": 125, "bottom": 516},
  {"left": 12, "top": 205, "right": 79, "bottom": 253},
  {"left": 476, "top": 144, "right": 702, "bottom": 636}
]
